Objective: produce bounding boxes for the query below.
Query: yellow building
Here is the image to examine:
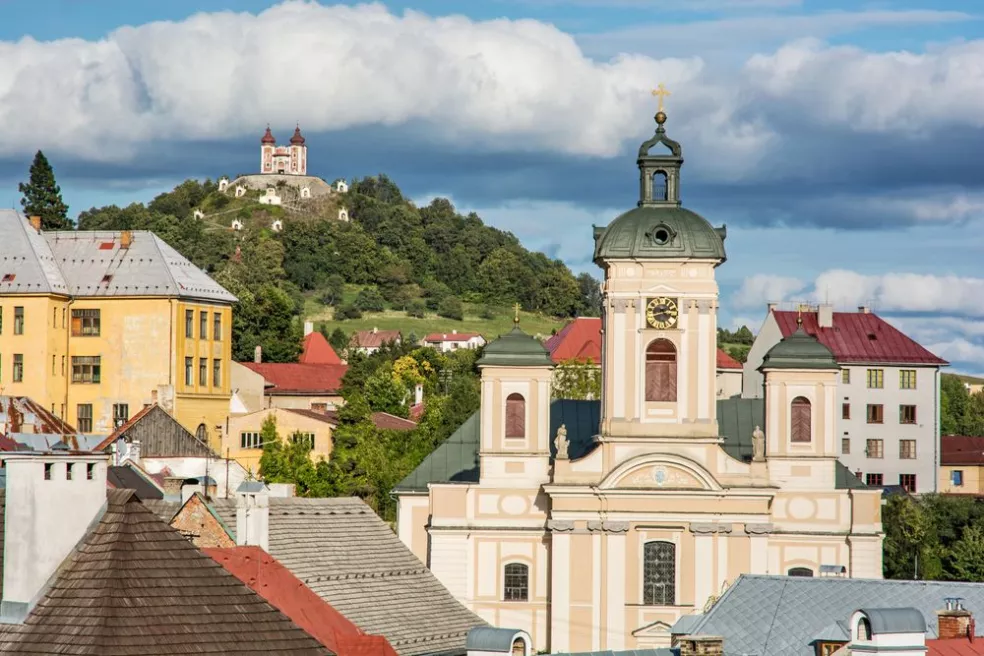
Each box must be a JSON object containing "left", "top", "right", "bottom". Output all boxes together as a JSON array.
[
  {"left": 0, "top": 212, "right": 235, "bottom": 447},
  {"left": 223, "top": 407, "right": 336, "bottom": 473},
  {"left": 939, "top": 435, "right": 984, "bottom": 494}
]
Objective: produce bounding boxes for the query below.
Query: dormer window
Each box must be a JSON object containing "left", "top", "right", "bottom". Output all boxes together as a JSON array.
[{"left": 858, "top": 617, "right": 872, "bottom": 641}]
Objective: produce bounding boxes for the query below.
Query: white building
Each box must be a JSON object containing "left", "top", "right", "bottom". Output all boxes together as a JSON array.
[
  {"left": 260, "top": 125, "right": 307, "bottom": 175},
  {"left": 744, "top": 304, "right": 947, "bottom": 493},
  {"left": 421, "top": 330, "right": 486, "bottom": 352}
]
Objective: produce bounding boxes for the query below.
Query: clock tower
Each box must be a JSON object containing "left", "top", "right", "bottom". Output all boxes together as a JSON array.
[{"left": 593, "top": 104, "right": 727, "bottom": 439}]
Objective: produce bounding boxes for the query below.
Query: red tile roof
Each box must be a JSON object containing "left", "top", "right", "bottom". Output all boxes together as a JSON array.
[
  {"left": 717, "top": 349, "right": 743, "bottom": 370},
  {"left": 240, "top": 363, "right": 348, "bottom": 395},
  {"left": 941, "top": 435, "right": 984, "bottom": 466},
  {"left": 773, "top": 310, "right": 948, "bottom": 365},
  {"left": 927, "top": 637, "right": 984, "bottom": 655},
  {"left": 350, "top": 329, "right": 402, "bottom": 349},
  {"left": 545, "top": 318, "right": 601, "bottom": 364},
  {"left": 422, "top": 332, "right": 482, "bottom": 343},
  {"left": 371, "top": 412, "right": 417, "bottom": 431},
  {"left": 301, "top": 332, "right": 342, "bottom": 365},
  {"left": 205, "top": 546, "right": 398, "bottom": 656},
  {"left": 284, "top": 408, "right": 339, "bottom": 425}
]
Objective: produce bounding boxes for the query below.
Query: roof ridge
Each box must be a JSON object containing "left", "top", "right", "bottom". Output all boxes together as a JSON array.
[{"left": 149, "top": 233, "right": 182, "bottom": 296}]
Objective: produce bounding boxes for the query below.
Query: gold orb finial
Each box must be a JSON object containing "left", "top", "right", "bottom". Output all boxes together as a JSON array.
[{"left": 513, "top": 302, "right": 521, "bottom": 325}]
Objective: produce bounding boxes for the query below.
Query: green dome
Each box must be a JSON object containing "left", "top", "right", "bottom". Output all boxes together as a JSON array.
[
  {"left": 760, "top": 325, "right": 838, "bottom": 370},
  {"left": 478, "top": 326, "right": 554, "bottom": 367},
  {"left": 593, "top": 205, "right": 727, "bottom": 263}
]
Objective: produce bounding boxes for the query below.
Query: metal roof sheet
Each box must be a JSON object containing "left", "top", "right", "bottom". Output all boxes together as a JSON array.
[{"left": 0, "top": 211, "right": 69, "bottom": 295}]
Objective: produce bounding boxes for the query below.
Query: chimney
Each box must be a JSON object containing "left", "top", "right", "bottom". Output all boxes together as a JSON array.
[
  {"left": 858, "top": 305, "right": 871, "bottom": 314},
  {"left": 28, "top": 216, "right": 41, "bottom": 233},
  {"left": 938, "top": 598, "right": 973, "bottom": 640},
  {"left": 236, "top": 482, "right": 270, "bottom": 552},
  {"left": 767, "top": 302, "right": 778, "bottom": 312},
  {"left": 151, "top": 389, "right": 158, "bottom": 405},
  {"left": 268, "top": 483, "right": 295, "bottom": 498},
  {"left": 372, "top": 327, "right": 378, "bottom": 334},
  {"left": 120, "top": 230, "right": 132, "bottom": 249},
  {"left": 254, "top": 345, "right": 262, "bottom": 363},
  {"left": 676, "top": 636, "right": 724, "bottom": 656},
  {"left": 452, "top": 329, "right": 458, "bottom": 335},
  {"left": 0, "top": 454, "right": 107, "bottom": 622},
  {"left": 303, "top": 321, "right": 314, "bottom": 336},
  {"left": 414, "top": 383, "right": 424, "bottom": 406},
  {"left": 818, "top": 304, "right": 834, "bottom": 328},
  {"left": 162, "top": 476, "right": 184, "bottom": 499}
]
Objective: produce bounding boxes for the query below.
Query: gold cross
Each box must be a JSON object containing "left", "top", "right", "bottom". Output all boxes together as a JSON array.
[
  {"left": 652, "top": 83, "right": 672, "bottom": 112},
  {"left": 513, "top": 303, "right": 521, "bottom": 325}
]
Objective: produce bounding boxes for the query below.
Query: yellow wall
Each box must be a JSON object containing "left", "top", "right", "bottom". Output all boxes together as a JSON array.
[
  {"left": 0, "top": 294, "right": 231, "bottom": 444},
  {"left": 940, "top": 465, "right": 984, "bottom": 494},
  {"left": 223, "top": 407, "right": 334, "bottom": 473}
]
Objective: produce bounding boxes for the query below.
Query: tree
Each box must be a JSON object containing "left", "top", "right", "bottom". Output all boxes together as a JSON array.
[
  {"left": 437, "top": 295, "right": 464, "bottom": 321},
  {"left": 407, "top": 300, "right": 427, "bottom": 318},
  {"left": 354, "top": 286, "right": 386, "bottom": 313},
  {"left": 335, "top": 304, "right": 363, "bottom": 320},
  {"left": 577, "top": 273, "right": 602, "bottom": 316},
  {"left": 19, "top": 150, "right": 71, "bottom": 229},
  {"left": 320, "top": 275, "right": 346, "bottom": 307},
  {"left": 552, "top": 358, "right": 602, "bottom": 400},
  {"left": 727, "top": 345, "right": 751, "bottom": 364},
  {"left": 328, "top": 327, "right": 350, "bottom": 353},
  {"left": 948, "top": 525, "right": 984, "bottom": 582}
]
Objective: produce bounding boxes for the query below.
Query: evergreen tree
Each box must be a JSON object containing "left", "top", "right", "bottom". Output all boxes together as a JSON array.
[{"left": 19, "top": 151, "right": 71, "bottom": 230}]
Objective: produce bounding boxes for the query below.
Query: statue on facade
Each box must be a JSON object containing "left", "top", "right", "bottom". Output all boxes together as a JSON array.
[
  {"left": 555, "top": 424, "right": 569, "bottom": 460},
  {"left": 752, "top": 425, "right": 766, "bottom": 462}
]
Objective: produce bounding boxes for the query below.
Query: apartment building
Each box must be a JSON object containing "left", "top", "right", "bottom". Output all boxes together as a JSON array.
[{"left": 744, "top": 305, "right": 947, "bottom": 493}]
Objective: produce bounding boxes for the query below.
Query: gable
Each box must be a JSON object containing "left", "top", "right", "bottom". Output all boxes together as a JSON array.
[
  {"left": 169, "top": 493, "right": 235, "bottom": 548},
  {"left": 97, "top": 405, "right": 215, "bottom": 458}
]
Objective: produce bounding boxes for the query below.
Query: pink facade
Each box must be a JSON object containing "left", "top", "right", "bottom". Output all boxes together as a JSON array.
[{"left": 259, "top": 126, "right": 307, "bottom": 176}]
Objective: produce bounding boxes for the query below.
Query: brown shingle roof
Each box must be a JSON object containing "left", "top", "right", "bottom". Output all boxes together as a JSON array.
[
  {"left": 351, "top": 330, "right": 402, "bottom": 350},
  {"left": 0, "top": 490, "right": 332, "bottom": 655}
]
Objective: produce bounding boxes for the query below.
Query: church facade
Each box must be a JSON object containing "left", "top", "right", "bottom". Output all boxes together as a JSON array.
[
  {"left": 393, "top": 105, "right": 884, "bottom": 653},
  {"left": 260, "top": 125, "right": 307, "bottom": 175}
]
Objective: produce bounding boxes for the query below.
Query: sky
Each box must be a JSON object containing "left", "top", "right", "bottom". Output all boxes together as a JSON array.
[{"left": 2, "top": 0, "right": 984, "bottom": 372}]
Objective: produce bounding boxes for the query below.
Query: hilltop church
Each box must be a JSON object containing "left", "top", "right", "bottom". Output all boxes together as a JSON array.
[{"left": 393, "top": 99, "right": 884, "bottom": 652}]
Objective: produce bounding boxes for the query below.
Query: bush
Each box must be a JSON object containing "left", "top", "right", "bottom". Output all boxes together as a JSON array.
[
  {"left": 320, "top": 275, "right": 346, "bottom": 307},
  {"left": 437, "top": 295, "right": 464, "bottom": 321},
  {"left": 335, "top": 304, "right": 363, "bottom": 320},
  {"left": 480, "top": 305, "right": 498, "bottom": 320},
  {"left": 407, "top": 300, "right": 427, "bottom": 318},
  {"left": 354, "top": 286, "right": 385, "bottom": 313}
]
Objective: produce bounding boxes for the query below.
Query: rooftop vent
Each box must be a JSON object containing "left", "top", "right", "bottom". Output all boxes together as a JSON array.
[
  {"left": 101, "top": 274, "right": 113, "bottom": 285},
  {"left": 98, "top": 242, "right": 114, "bottom": 250}
]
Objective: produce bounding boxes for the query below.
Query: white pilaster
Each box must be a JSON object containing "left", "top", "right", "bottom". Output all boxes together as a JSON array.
[
  {"left": 697, "top": 309, "right": 710, "bottom": 420},
  {"left": 613, "top": 310, "right": 626, "bottom": 419},
  {"left": 749, "top": 535, "right": 769, "bottom": 574},
  {"left": 592, "top": 532, "right": 602, "bottom": 650},
  {"left": 606, "top": 532, "right": 626, "bottom": 650}
]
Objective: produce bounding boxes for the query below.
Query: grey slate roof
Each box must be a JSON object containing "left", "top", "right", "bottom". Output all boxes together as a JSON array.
[
  {"left": 551, "top": 650, "right": 675, "bottom": 656},
  {"left": 679, "top": 574, "right": 984, "bottom": 655},
  {"left": 0, "top": 211, "right": 234, "bottom": 303}
]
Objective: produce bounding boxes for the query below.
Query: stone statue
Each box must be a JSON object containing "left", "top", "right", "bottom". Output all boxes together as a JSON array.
[
  {"left": 752, "top": 425, "right": 766, "bottom": 462},
  {"left": 555, "top": 424, "right": 569, "bottom": 460}
]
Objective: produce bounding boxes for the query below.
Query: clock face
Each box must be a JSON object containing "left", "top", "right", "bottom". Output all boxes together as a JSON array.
[{"left": 646, "top": 297, "right": 679, "bottom": 329}]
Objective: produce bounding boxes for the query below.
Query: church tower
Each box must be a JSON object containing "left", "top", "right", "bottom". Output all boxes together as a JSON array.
[
  {"left": 260, "top": 125, "right": 275, "bottom": 174},
  {"left": 593, "top": 96, "right": 727, "bottom": 439}
]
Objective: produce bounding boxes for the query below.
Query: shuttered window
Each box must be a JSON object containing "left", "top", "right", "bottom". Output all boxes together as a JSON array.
[
  {"left": 645, "top": 339, "right": 677, "bottom": 402},
  {"left": 505, "top": 393, "right": 525, "bottom": 438},
  {"left": 790, "top": 396, "right": 812, "bottom": 443}
]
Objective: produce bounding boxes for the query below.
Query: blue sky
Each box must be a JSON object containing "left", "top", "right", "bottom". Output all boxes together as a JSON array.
[{"left": 2, "top": 0, "right": 984, "bottom": 371}]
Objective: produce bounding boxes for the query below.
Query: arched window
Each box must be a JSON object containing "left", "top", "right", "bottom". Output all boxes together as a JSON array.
[
  {"left": 511, "top": 638, "right": 526, "bottom": 656},
  {"left": 505, "top": 393, "right": 526, "bottom": 438},
  {"left": 857, "top": 617, "right": 872, "bottom": 641},
  {"left": 790, "top": 397, "right": 812, "bottom": 443},
  {"left": 642, "top": 541, "right": 676, "bottom": 606},
  {"left": 195, "top": 423, "right": 208, "bottom": 443},
  {"left": 652, "top": 171, "right": 668, "bottom": 201},
  {"left": 787, "top": 567, "right": 814, "bottom": 577},
  {"left": 503, "top": 563, "right": 529, "bottom": 601},
  {"left": 645, "top": 340, "right": 677, "bottom": 402}
]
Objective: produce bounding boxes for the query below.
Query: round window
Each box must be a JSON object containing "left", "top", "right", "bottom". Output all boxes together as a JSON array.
[{"left": 653, "top": 226, "right": 671, "bottom": 245}]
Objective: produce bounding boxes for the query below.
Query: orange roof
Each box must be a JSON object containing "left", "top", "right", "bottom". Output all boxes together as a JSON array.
[
  {"left": 301, "top": 332, "right": 342, "bottom": 365},
  {"left": 545, "top": 318, "right": 601, "bottom": 363},
  {"left": 371, "top": 412, "right": 417, "bottom": 431},
  {"left": 927, "top": 637, "right": 984, "bottom": 655},
  {"left": 717, "top": 349, "right": 743, "bottom": 370},
  {"left": 205, "top": 546, "right": 398, "bottom": 656},
  {"left": 240, "top": 362, "right": 347, "bottom": 395}
]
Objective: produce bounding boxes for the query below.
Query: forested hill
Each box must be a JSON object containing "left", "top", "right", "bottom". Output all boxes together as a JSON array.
[{"left": 76, "top": 175, "right": 600, "bottom": 361}]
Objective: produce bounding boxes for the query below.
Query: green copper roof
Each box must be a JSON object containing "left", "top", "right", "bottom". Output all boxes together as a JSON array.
[
  {"left": 477, "top": 326, "right": 554, "bottom": 367},
  {"left": 760, "top": 325, "right": 839, "bottom": 370},
  {"left": 593, "top": 205, "right": 727, "bottom": 263}
]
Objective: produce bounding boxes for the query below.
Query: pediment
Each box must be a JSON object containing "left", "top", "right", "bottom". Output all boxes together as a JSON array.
[
  {"left": 632, "top": 620, "right": 672, "bottom": 637},
  {"left": 600, "top": 453, "right": 721, "bottom": 491},
  {"left": 644, "top": 283, "right": 680, "bottom": 294},
  {"left": 618, "top": 463, "right": 706, "bottom": 489}
]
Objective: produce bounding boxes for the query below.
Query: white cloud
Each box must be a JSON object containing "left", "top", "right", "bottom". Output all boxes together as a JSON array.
[
  {"left": 926, "top": 338, "right": 984, "bottom": 369},
  {"left": 732, "top": 273, "right": 806, "bottom": 309}
]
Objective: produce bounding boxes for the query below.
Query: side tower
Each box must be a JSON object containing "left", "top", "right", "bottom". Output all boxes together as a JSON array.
[
  {"left": 289, "top": 125, "right": 307, "bottom": 175},
  {"left": 592, "top": 106, "right": 727, "bottom": 439},
  {"left": 260, "top": 125, "right": 275, "bottom": 174}
]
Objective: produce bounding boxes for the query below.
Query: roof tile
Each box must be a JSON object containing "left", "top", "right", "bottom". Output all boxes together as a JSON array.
[
  {"left": 302, "top": 332, "right": 343, "bottom": 365},
  {"left": 241, "top": 362, "right": 348, "bottom": 394}
]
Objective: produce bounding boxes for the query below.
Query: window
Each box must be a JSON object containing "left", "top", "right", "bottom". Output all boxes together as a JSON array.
[
  {"left": 71, "top": 309, "right": 100, "bottom": 336},
  {"left": 311, "top": 403, "right": 328, "bottom": 413},
  {"left": 200, "top": 311, "right": 208, "bottom": 340},
  {"left": 866, "top": 473, "right": 883, "bottom": 487},
  {"left": 645, "top": 339, "right": 677, "bottom": 402},
  {"left": 112, "top": 404, "right": 129, "bottom": 428},
  {"left": 86, "top": 463, "right": 95, "bottom": 480},
  {"left": 66, "top": 463, "right": 73, "bottom": 481},
  {"left": 900, "top": 474, "right": 917, "bottom": 493},
  {"left": 0, "top": 307, "right": 3, "bottom": 334},
  {"left": 505, "top": 393, "right": 526, "bottom": 438},
  {"left": 841, "top": 438, "right": 851, "bottom": 454},
  {"left": 44, "top": 463, "right": 52, "bottom": 481},
  {"left": 787, "top": 567, "right": 814, "bottom": 577},
  {"left": 71, "top": 356, "right": 101, "bottom": 384},
  {"left": 899, "top": 439, "right": 916, "bottom": 459},
  {"left": 241, "top": 432, "right": 262, "bottom": 449},
  {"left": 900, "top": 369, "right": 917, "bottom": 390},
  {"left": 819, "top": 642, "right": 846, "bottom": 656},
  {"left": 213, "top": 312, "right": 222, "bottom": 340},
  {"left": 842, "top": 403, "right": 850, "bottom": 420},
  {"left": 841, "top": 369, "right": 850, "bottom": 384},
  {"left": 791, "top": 397, "right": 812, "bottom": 443},
  {"left": 12, "top": 354, "right": 23, "bottom": 382},
  {"left": 866, "top": 369, "right": 884, "bottom": 389},
  {"left": 196, "top": 424, "right": 208, "bottom": 443},
  {"left": 652, "top": 171, "right": 668, "bottom": 202},
  {"left": 291, "top": 432, "right": 315, "bottom": 451},
  {"left": 511, "top": 638, "right": 527, "bottom": 656},
  {"left": 952, "top": 470, "right": 964, "bottom": 487},
  {"left": 13, "top": 306, "right": 23, "bottom": 334},
  {"left": 185, "top": 309, "right": 194, "bottom": 338},
  {"left": 199, "top": 358, "right": 208, "bottom": 387},
  {"left": 61, "top": 355, "right": 65, "bottom": 376},
  {"left": 866, "top": 439, "right": 883, "bottom": 459},
  {"left": 77, "top": 404, "right": 93, "bottom": 433},
  {"left": 52, "top": 307, "right": 57, "bottom": 327},
  {"left": 51, "top": 355, "right": 55, "bottom": 375},
  {"left": 900, "top": 405, "right": 917, "bottom": 424},
  {"left": 61, "top": 307, "right": 66, "bottom": 328},
  {"left": 213, "top": 359, "right": 221, "bottom": 387},
  {"left": 866, "top": 404, "right": 883, "bottom": 424},
  {"left": 185, "top": 357, "right": 193, "bottom": 386},
  {"left": 858, "top": 618, "right": 872, "bottom": 641},
  {"left": 642, "top": 541, "right": 676, "bottom": 606},
  {"left": 503, "top": 563, "right": 529, "bottom": 601}
]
